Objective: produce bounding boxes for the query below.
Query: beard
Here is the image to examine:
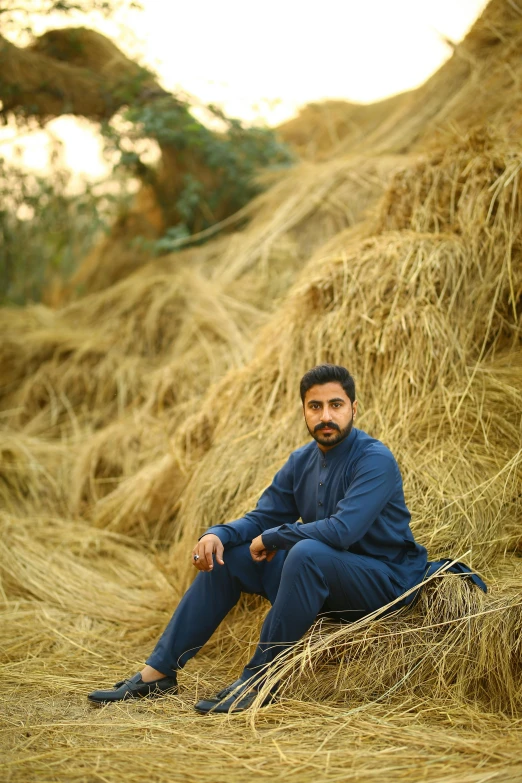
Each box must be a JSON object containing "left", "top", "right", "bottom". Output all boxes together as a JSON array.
[{"left": 307, "top": 416, "right": 354, "bottom": 448}]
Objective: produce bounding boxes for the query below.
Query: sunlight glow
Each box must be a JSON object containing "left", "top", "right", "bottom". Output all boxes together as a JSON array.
[{"left": 2, "top": 0, "right": 489, "bottom": 179}]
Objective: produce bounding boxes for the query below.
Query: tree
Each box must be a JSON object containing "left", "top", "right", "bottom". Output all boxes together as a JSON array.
[{"left": 0, "top": 1, "right": 293, "bottom": 300}]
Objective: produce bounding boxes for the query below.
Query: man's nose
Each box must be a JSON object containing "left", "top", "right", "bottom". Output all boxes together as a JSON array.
[{"left": 320, "top": 406, "right": 332, "bottom": 421}]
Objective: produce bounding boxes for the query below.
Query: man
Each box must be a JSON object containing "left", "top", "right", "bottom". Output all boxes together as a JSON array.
[{"left": 88, "top": 364, "right": 431, "bottom": 713}]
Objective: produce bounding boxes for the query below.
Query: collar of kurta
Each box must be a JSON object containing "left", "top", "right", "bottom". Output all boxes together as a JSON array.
[{"left": 314, "top": 426, "right": 358, "bottom": 462}]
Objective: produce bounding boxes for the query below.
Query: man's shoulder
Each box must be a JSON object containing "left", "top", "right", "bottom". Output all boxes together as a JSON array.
[
  {"left": 284, "top": 440, "right": 318, "bottom": 470},
  {"left": 289, "top": 440, "right": 317, "bottom": 460},
  {"left": 353, "top": 429, "right": 397, "bottom": 463}
]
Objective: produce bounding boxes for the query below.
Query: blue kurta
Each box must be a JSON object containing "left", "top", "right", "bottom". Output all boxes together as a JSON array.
[
  {"left": 148, "top": 427, "right": 485, "bottom": 678},
  {"left": 205, "top": 427, "right": 429, "bottom": 589}
]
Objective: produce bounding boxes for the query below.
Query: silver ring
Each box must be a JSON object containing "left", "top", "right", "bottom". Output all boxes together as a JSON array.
[{"left": 193, "top": 554, "right": 200, "bottom": 561}]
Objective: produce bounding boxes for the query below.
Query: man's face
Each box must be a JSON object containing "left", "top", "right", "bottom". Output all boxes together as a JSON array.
[{"left": 303, "top": 382, "right": 357, "bottom": 451}]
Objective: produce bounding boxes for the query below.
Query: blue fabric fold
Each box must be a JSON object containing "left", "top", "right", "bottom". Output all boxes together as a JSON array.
[{"left": 425, "top": 559, "right": 487, "bottom": 593}]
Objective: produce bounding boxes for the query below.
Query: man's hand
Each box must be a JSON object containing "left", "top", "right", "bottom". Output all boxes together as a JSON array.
[
  {"left": 250, "top": 535, "right": 276, "bottom": 563},
  {"left": 192, "top": 534, "right": 224, "bottom": 572}
]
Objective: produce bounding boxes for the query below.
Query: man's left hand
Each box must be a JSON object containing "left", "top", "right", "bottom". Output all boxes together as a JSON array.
[{"left": 250, "top": 535, "right": 276, "bottom": 562}]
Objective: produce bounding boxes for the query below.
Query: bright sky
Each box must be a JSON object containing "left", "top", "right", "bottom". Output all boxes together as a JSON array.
[
  {"left": 2, "top": 0, "right": 489, "bottom": 180},
  {"left": 130, "top": 0, "right": 489, "bottom": 120}
]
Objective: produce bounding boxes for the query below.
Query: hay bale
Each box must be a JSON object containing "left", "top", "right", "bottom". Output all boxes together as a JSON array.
[
  {"left": 89, "top": 451, "right": 185, "bottom": 539},
  {"left": 255, "top": 570, "right": 522, "bottom": 715},
  {"left": 277, "top": 94, "right": 411, "bottom": 160},
  {"left": 332, "top": 0, "right": 522, "bottom": 156},
  {"left": 0, "top": 512, "right": 173, "bottom": 626},
  {"left": 0, "top": 432, "right": 70, "bottom": 514},
  {"left": 69, "top": 412, "right": 175, "bottom": 511}
]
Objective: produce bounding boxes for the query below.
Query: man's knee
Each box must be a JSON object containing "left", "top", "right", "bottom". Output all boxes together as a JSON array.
[{"left": 283, "top": 539, "right": 327, "bottom": 569}]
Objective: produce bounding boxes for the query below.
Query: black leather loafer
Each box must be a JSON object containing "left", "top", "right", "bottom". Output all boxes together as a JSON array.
[
  {"left": 194, "top": 677, "right": 273, "bottom": 714},
  {"left": 88, "top": 672, "right": 178, "bottom": 704}
]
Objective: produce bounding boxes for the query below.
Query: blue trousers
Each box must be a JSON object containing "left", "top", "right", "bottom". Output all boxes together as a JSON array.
[{"left": 147, "top": 539, "right": 407, "bottom": 681}]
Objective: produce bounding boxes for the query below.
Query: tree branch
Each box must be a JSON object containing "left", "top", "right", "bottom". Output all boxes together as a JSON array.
[{"left": 0, "top": 27, "right": 166, "bottom": 121}]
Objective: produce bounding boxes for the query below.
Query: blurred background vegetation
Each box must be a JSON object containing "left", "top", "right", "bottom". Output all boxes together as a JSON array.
[
  {"left": 0, "top": 151, "right": 132, "bottom": 304},
  {"left": 0, "top": 0, "right": 293, "bottom": 305}
]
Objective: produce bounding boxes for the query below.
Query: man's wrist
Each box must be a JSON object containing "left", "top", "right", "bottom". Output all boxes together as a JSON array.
[
  {"left": 198, "top": 527, "right": 230, "bottom": 546},
  {"left": 261, "top": 529, "right": 279, "bottom": 551}
]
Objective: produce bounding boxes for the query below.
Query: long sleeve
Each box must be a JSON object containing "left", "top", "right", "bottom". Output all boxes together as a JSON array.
[
  {"left": 262, "top": 450, "right": 397, "bottom": 551},
  {"left": 202, "top": 455, "right": 300, "bottom": 548}
]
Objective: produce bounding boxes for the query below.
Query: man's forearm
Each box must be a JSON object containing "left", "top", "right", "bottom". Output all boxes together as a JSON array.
[
  {"left": 201, "top": 515, "right": 267, "bottom": 548},
  {"left": 261, "top": 522, "right": 339, "bottom": 551}
]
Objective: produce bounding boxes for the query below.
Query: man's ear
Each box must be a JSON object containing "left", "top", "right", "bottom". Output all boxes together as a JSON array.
[{"left": 352, "top": 400, "right": 358, "bottom": 418}]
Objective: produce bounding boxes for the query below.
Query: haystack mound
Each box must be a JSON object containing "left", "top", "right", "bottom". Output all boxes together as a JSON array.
[
  {"left": 334, "top": 0, "right": 522, "bottom": 155},
  {"left": 2, "top": 2, "right": 522, "bottom": 781},
  {"left": 277, "top": 93, "right": 411, "bottom": 160},
  {"left": 279, "top": 1, "right": 522, "bottom": 162}
]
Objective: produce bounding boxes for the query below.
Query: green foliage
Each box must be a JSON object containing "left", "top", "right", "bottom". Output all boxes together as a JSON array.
[
  {"left": 104, "top": 99, "right": 294, "bottom": 249},
  {"left": 1, "top": 96, "right": 293, "bottom": 305},
  {"left": 0, "top": 155, "right": 132, "bottom": 304},
  {"left": 0, "top": 0, "right": 295, "bottom": 299}
]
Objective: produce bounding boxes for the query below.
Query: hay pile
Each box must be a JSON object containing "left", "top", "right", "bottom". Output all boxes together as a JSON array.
[
  {"left": 277, "top": 94, "right": 411, "bottom": 160},
  {"left": 2, "top": 2, "right": 522, "bottom": 781}
]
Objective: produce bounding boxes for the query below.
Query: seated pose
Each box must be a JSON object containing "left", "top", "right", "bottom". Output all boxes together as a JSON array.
[{"left": 88, "top": 364, "right": 483, "bottom": 714}]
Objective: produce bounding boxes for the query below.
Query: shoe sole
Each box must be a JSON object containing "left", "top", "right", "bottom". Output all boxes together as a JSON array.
[
  {"left": 194, "top": 696, "right": 273, "bottom": 715},
  {"left": 88, "top": 689, "right": 178, "bottom": 705}
]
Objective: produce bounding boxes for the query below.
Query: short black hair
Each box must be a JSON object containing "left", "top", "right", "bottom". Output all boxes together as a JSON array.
[{"left": 300, "top": 364, "right": 356, "bottom": 404}]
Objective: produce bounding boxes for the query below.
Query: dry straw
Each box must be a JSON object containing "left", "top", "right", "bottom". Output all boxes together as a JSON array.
[{"left": 2, "top": 1, "right": 522, "bottom": 780}]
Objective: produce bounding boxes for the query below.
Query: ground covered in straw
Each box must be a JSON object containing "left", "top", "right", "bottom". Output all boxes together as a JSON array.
[{"left": 2, "top": 2, "right": 522, "bottom": 781}]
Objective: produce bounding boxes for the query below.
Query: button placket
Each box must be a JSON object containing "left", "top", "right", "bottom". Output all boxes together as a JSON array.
[{"left": 318, "top": 457, "right": 327, "bottom": 513}]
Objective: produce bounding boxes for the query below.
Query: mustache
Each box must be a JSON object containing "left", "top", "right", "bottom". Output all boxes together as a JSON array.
[{"left": 314, "top": 421, "right": 340, "bottom": 433}]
